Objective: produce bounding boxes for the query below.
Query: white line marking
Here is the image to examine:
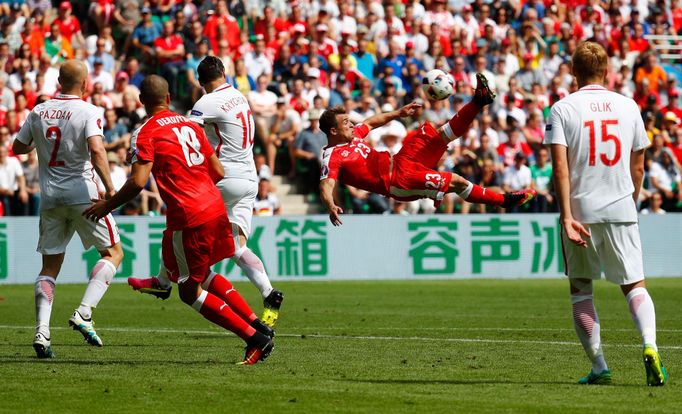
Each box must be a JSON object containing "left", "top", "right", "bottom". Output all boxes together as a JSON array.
[{"left": 1, "top": 325, "right": 681, "bottom": 350}]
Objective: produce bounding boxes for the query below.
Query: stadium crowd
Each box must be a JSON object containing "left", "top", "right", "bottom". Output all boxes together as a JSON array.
[{"left": 0, "top": 0, "right": 680, "bottom": 216}]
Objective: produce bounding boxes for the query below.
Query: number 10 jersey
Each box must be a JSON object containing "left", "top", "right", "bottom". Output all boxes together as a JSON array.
[
  {"left": 189, "top": 83, "right": 257, "bottom": 182},
  {"left": 15, "top": 94, "right": 105, "bottom": 211}
]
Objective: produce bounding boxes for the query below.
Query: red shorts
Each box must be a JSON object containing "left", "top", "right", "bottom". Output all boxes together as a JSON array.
[
  {"left": 390, "top": 122, "right": 452, "bottom": 202},
  {"left": 162, "top": 214, "right": 235, "bottom": 284}
]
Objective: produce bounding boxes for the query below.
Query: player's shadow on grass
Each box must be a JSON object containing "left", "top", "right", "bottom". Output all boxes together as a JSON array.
[{"left": 346, "top": 378, "right": 644, "bottom": 388}]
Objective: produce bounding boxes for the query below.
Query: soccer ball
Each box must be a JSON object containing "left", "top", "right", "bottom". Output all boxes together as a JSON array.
[{"left": 421, "top": 69, "right": 454, "bottom": 101}]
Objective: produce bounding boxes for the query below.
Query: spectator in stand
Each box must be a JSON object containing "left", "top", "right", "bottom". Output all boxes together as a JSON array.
[
  {"left": 636, "top": 53, "right": 667, "bottom": 96},
  {"left": 530, "top": 147, "right": 554, "bottom": 212},
  {"left": 109, "top": 71, "right": 140, "bottom": 109},
  {"left": 294, "top": 108, "right": 326, "bottom": 195},
  {"left": 155, "top": 20, "right": 186, "bottom": 98},
  {"left": 0, "top": 145, "right": 26, "bottom": 216},
  {"left": 253, "top": 177, "right": 281, "bottom": 216},
  {"left": 641, "top": 191, "right": 666, "bottom": 215},
  {"left": 116, "top": 92, "right": 145, "bottom": 132},
  {"left": 498, "top": 128, "right": 534, "bottom": 167},
  {"left": 503, "top": 152, "right": 532, "bottom": 212},
  {"left": 204, "top": 0, "right": 241, "bottom": 53},
  {"left": 22, "top": 150, "right": 39, "bottom": 215},
  {"left": 131, "top": 7, "right": 162, "bottom": 63},
  {"left": 90, "top": 60, "right": 114, "bottom": 92},
  {"left": 268, "top": 97, "right": 301, "bottom": 177},
  {"left": 8, "top": 59, "right": 34, "bottom": 93},
  {"left": 231, "top": 58, "right": 256, "bottom": 96},
  {"left": 186, "top": 40, "right": 211, "bottom": 103},
  {"left": 53, "top": 1, "right": 85, "bottom": 50},
  {"left": 244, "top": 36, "right": 273, "bottom": 80},
  {"left": 648, "top": 148, "right": 682, "bottom": 211},
  {"left": 87, "top": 38, "right": 116, "bottom": 75},
  {"left": 185, "top": 20, "right": 210, "bottom": 58},
  {"left": 248, "top": 75, "right": 278, "bottom": 160},
  {"left": 35, "top": 54, "right": 59, "bottom": 96},
  {"left": 515, "top": 52, "right": 547, "bottom": 92},
  {"left": 0, "top": 72, "right": 15, "bottom": 112},
  {"left": 103, "top": 108, "right": 130, "bottom": 152}
]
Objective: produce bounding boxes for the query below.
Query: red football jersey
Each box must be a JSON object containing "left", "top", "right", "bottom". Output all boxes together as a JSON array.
[
  {"left": 131, "top": 110, "right": 226, "bottom": 231},
  {"left": 320, "top": 124, "right": 391, "bottom": 195}
]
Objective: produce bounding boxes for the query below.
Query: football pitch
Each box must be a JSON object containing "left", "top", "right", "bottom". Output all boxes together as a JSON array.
[{"left": 1, "top": 279, "right": 679, "bottom": 413}]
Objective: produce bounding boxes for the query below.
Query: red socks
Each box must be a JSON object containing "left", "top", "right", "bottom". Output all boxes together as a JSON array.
[
  {"left": 464, "top": 184, "right": 504, "bottom": 206},
  {"left": 197, "top": 291, "right": 256, "bottom": 340},
  {"left": 447, "top": 101, "right": 482, "bottom": 137},
  {"left": 206, "top": 274, "right": 257, "bottom": 323}
]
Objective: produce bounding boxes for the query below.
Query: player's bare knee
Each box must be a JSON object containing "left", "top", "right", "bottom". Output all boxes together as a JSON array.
[
  {"left": 177, "top": 282, "right": 200, "bottom": 305},
  {"left": 569, "top": 278, "right": 593, "bottom": 295},
  {"left": 448, "top": 174, "right": 469, "bottom": 192},
  {"left": 100, "top": 243, "right": 124, "bottom": 267},
  {"left": 620, "top": 279, "right": 646, "bottom": 296}
]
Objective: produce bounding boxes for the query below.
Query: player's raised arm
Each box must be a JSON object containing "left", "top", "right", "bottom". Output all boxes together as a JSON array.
[
  {"left": 362, "top": 101, "right": 422, "bottom": 132},
  {"left": 88, "top": 135, "right": 116, "bottom": 198},
  {"left": 320, "top": 178, "right": 343, "bottom": 226}
]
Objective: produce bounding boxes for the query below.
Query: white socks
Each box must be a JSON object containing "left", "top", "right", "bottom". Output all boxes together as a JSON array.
[
  {"left": 626, "top": 287, "right": 657, "bottom": 350},
  {"left": 572, "top": 293, "right": 608, "bottom": 374},
  {"left": 35, "top": 275, "right": 56, "bottom": 336},
  {"left": 77, "top": 259, "right": 117, "bottom": 319},
  {"left": 233, "top": 245, "right": 273, "bottom": 298},
  {"left": 156, "top": 263, "right": 172, "bottom": 289},
  {"left": 457, "top": 182, "right": 474, "bottom": 200},
  {"left": 191, "top": 290, "right": 208, "bottom": 312}
]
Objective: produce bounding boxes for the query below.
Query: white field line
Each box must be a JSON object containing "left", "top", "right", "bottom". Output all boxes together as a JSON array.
[{"left": 1, "top": 325, "right": 681, "bottom": 350}]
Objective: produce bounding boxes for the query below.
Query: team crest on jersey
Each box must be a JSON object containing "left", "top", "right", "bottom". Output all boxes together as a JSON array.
[{"left": 341, "top": 150, "right": 350, "bottom": 157}]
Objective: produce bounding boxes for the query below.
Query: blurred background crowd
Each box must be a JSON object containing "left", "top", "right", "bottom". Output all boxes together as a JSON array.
[{"left": 0, "top": 0, "right": 680, "bottom": 216}]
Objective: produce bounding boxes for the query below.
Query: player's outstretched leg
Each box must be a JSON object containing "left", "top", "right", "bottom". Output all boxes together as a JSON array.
[
  {"left": 128, "top": 263, "right": 174, "bottom": 299},
  {"left": 571, "top": 279, "right": 611, "bottom": 385},
  {"left": 232, "top": 245, "right": 284, "bottom": 328},
  {"left": 203, "top": 270, "right": 274, "bottom": 338},
  {"left": 34, "top": 275, "right": 56, "bottom": 358},
  {"left": 447, "top": 174, "right": 536, "bottom": 209},
  {"left": 624, "top": 285, "right": 667, "bottom": 386},
  {"left": 178, "top": 280, "right": 274, "bottom": 365}
]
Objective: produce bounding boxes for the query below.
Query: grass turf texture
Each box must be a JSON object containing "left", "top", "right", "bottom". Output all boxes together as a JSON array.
[{"left": 0, "top": 279, "right": 679, "bottom": 413}]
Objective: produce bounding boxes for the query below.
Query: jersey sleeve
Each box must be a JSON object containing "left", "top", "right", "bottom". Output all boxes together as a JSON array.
[
  {"left": 188, "top": 98, "right": 219, "bottom": 125},
  {"left": 353, "top": 123, "right": 370, "bottom": 139},
  {"left": 320, "top": 147, "right": 340, "bottom": 181},
  {"left": 130, "top": 126, "right": 154, "bottom": 163},
  {"left": 84, "top": 108, "right": 104, "bottom": 138},
  {"left": 633, "top": 104, "right": 651, "bottom": 151},
  {"left": 543, "top": 104, "right": 567, "bottom": 147},
  {"left": 15, "top": 111, "right": 34, "bottom": 145}
]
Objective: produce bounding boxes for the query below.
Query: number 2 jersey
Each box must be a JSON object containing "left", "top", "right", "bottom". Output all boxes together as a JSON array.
[
  {"left": 130, "top": 109, "right": 225, "bottom": 231},
  {"left": 320, "top": 124, "right": 392, "bottom": 195},
  {"left": 15, "top": 94, "right": 104, "bottom": 210},
  {"left": 188, "top": 83, "right": 257, "bottom": 182},
  {"left": 544, "top": 85, "right": 650, "bottom": 223}
]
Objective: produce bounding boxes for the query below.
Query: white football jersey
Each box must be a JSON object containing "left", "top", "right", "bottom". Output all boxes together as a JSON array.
[
  {"left": 15, "top": 94, "right": 104, "bottom": 210},
  {"left": 189, "top": 84, "right": 257, "bottom": 181},
  {"left": 544, "top": 85, "right": 650, "bottom": 223}
]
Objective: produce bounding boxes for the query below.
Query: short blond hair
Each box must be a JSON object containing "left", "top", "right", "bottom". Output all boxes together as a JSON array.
[{"left": 571, "top": 41, "right": 608, "bottom": 82}]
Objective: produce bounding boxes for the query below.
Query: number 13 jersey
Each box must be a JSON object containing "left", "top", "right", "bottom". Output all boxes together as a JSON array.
[
  {"left": 544, "top": 85, "right": 650, "bottom": 223},
  {"left": 15, "top": 94, "right": 104, "bottom": 211},
  {"left": 188, "top": 83, "right": 257, "bottom": 182},
  {"left": 320, "top": 124, "right": 392, "bottom": 196},
  {"left": 131, "top": 110, "right": 225, "bottom": 231}
]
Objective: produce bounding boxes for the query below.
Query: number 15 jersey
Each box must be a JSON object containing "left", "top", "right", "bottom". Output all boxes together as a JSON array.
[
  {"left": 544, "top": 85, "right": 650, "bottom": 223},
  {"left": 131, "top": 110, "right": 225, "bottom": 231},
  {"left": 15, "top": 94, "right": 105, "bottom": 211},
  {"left": 189, "top": 83, "right": 257, "bottom": 182}
]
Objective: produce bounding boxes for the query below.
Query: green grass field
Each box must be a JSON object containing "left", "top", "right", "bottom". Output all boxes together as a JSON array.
[{"left": 0, "top": 279, "right": 679, "bottom": 413}]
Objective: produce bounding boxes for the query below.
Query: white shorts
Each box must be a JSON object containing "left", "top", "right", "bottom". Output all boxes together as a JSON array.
[
  {"left": 217, "top": 178, "right": 257, "bottom": 242},
  {"left": 37, "top": 204, "right": 120, "bottom": 255},
  {"left": 562, "top": 222, "right": 644, "bottom": 285}
]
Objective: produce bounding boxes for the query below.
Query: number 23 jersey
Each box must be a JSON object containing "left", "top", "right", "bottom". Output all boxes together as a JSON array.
[
  {"left": 544, "top": 85, "right": 650, "bottom": 223},
  {"left": 131, "top": 109, "right": 225, "bottom": 231},
  {"left": 320, "top": 124, "right": 392, "bottom": 195},
  {"left": 15, "top": 94, "right": 104, "bottom": 210}
]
